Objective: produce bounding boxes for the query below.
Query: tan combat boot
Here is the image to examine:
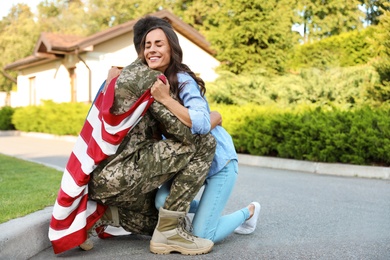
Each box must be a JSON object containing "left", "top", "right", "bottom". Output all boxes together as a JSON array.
[
  {"left": 79, "top": 206, "right": 120, "bottom": 251},
  {"left": 150, "top": 207, "right": 214, "bottom": 255}
]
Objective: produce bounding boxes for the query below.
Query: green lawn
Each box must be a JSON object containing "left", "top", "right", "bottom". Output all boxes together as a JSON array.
[{"left": 0, "top": 154, "right": 62, "bottom": 224}]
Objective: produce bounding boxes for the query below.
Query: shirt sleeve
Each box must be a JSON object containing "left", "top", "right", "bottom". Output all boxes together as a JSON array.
[{"left": 178, "top": 73, "right": 211, "bottom": 134}]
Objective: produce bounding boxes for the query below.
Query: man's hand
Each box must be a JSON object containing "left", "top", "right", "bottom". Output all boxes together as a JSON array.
[
  {"left": 210, "top": 111, "right": 222, "bottom": 128},
  {"left": 104, "top": 67, "right": 122, "bottom": 92}
]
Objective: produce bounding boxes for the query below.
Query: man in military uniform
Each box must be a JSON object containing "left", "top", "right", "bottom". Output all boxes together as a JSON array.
[{"left": 86, "top": 16, "right": 216, "bottom": 255}]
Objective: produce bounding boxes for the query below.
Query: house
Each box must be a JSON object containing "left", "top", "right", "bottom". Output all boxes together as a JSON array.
[{"left": 3, "top": 10, "right": 219, "bottom": 107}]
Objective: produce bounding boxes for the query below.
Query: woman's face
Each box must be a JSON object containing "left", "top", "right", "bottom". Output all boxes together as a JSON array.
[{"left": 144, "top": 28, "right": 171, "bottom": 73}]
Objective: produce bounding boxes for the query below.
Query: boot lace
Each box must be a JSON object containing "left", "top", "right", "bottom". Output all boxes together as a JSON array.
[{"left": 177, "top": 216, "right": 196, "bottom": 242}]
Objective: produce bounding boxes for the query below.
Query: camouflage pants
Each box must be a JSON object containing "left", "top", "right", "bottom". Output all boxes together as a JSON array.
[{"left": 89, "top": 101, "right": 216, "bottom": 235}]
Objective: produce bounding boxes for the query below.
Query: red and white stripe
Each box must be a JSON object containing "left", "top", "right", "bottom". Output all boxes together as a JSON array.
[{"left": 48, "top": 76, "right": 154, "bottom": 254}]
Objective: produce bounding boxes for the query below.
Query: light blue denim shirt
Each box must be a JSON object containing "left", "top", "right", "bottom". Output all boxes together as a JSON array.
[{"left": 178, "top": 72, "right": 238, "bottom": 177}]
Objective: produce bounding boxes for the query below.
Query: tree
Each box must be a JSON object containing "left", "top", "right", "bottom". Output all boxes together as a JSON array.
[
  {"left": 186, "top": 0, "right": 298, "bottom": 75},
  {"left": 37, "top": 0, "right": 93, "bottom": 35},
  {"left": 1, "top": 0, "right": 374, "bottom": 91},
  {"left": 0, "top": 4, "right": 40, "bottom": 105},
  {"left": 169, "top": 0, "right": 217, "bottom": 32},
  {"left": 359, "top": 0, "right": 390, "bottom": 25},
  {"left": 295, "top": 0, "right": 364, "bottom": 42},
  {"left": 86, "top": 0, "right": 167, "bottom": 30},
  {"left": 372, "top": 2, "right": 390, "bottom": 102}
]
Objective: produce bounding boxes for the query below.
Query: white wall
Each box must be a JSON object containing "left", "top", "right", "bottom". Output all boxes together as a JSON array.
[
  {"left": 10, "top": 61, "right": 72, "bottom": 107},
  {"left": 0, "top": 92, "right": 9, "bottom": 107},
  {"left": 178, "top": 34, "right": 220, "bottom": 82}
]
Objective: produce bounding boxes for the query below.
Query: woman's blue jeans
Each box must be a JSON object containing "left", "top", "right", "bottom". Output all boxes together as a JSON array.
[{"left": 155, "top": 160, "right": 250, "bottom": 243}]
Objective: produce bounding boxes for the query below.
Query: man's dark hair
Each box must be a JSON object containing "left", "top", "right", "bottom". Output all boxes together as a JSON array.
[{"left": 133, "top": 16, "right": 172, "bottom": 54}]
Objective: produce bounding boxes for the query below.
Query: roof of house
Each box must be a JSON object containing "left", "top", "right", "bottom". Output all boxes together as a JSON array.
[{"left": 5, "top": 10, "right": 214, "bottom": 70}]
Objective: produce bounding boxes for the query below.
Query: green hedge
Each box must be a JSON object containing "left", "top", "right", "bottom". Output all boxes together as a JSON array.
[
  {"left": 207, "top": 65, "right": 381, "bottom": 107},
  {"left": 215, "top": 103, "right": 390, "bottom": 166},
  {"left": 0, "top": 106, "right": 16, "bottom": 130},
  {"left": 12, "top": 100, "right": 89, "bottom": 136}
]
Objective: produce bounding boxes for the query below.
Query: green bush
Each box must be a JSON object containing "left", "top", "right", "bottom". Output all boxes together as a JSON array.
[
  {"left": 12, "top": 100, "right": 89, "bottom": 136},
  {"left": 207, "top": 65, "right": 380, "bottom": 108},
  {"left": 0, "top": 106, "right": 16, "bottom": 130},
  {"left": 215, "top": 103, "right": 390, "bottom": 166},
  {"left": 288, "top": 26, "right": 379, "bottom": 70}
]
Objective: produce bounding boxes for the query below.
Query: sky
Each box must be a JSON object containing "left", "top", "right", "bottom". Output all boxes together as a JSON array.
[{"left": 0, "top": 0, "right": 42, "bottom": 19}]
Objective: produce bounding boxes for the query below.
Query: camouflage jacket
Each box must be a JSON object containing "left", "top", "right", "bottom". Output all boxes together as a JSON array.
[{"left": 93, "top": 59, "right": 163, "bottom": 173}]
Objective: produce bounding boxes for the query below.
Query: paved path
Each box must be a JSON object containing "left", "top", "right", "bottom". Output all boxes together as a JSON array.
[
  {"left": 0, "top": 131, "right": 75, "bottom": 171},
  {"left": 0, "top": 132, "right": 389, "bottom": 259}
]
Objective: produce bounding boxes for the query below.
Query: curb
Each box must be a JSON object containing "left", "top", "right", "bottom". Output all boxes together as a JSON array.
[
  {"left": 0, "top": 207, "right": 53, "bottom": 260},
  {"left": 238, "top": 154, "right": 390, "bottom": 179}
]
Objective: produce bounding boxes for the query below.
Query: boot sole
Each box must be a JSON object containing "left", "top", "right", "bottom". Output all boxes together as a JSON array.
[{"left": 150, "top": 241, "right": 213, "bottom": 255}]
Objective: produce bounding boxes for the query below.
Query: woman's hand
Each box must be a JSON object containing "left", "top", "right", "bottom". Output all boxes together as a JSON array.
[
  {"left": 151, "top": 76, "right": 193, "bottom": 128},
  {"left": 151, "top": 76, "right": 171, "bottom": 104},
  {"left": 104, "top": 67, "right": 122, "bottom": 91}
]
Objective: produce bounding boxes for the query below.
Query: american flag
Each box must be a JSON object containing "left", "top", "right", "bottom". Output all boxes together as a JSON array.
[{"left": 48, "top": 75, "right": 155, "bottom": 254}]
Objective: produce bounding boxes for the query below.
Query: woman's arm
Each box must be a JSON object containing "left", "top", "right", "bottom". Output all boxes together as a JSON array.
[{"left": 151, "top": 74, "right": 212, "bottom": 134}]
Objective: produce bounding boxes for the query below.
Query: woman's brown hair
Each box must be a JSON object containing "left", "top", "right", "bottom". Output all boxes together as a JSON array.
[{"left": 139, "top": 25, "right": 206, "bottom": 104}]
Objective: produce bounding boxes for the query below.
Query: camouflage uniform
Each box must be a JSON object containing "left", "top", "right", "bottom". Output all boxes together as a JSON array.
[{"left": 89, "top": 59, "right": 216, "bottom": 235}]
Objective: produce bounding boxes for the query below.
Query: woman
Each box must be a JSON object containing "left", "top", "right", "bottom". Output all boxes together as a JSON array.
[{"left": 139, "top": 25, "right": 261, "bottom": 242}]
